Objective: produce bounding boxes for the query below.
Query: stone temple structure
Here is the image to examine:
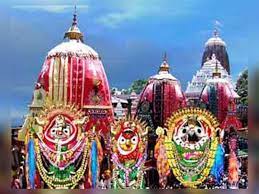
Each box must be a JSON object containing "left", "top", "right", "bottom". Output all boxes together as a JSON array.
[
  {"left": 185, "top": 54, "right": 233, "bottom": 105},
  {"left": 201, "top": 29, "right": 230, "bottom": 74}
]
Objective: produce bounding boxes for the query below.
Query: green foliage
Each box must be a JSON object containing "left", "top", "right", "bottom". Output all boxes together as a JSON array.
[
  {"left": 129, "top": 79, "right": 148, "bottom": 94},
  {"left": 236, "top": 69, "right": 248, "bottom": 106},
  {"left": 110, "top": 79, "right": 147, "bottom": 95}
]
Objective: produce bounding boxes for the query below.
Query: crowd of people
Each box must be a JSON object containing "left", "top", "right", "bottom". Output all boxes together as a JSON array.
[
  {"left": 11, "top": 165, "right": 26, "bottom": 189},
  {"left": 11, "top": 145, "right": 26, "bottom": 189}
]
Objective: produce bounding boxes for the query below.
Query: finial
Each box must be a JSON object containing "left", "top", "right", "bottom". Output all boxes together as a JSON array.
[
  {"left": 72, "top": 5, "right": 77, "bottom": 26},
  {"left": 64, "top": 5, "right": 84, "bottom": 42},
  {"left": 159, "top": 52, "right": 170, "bottom": 72},
  {"left": 213, "top": 28, "right": 219, "bottom": 37},
  {"left": 163, "top": 52, "right": 168, "bottom": 62},
  {"left": 213, "top": 20, "right": 221, "bottom": 37}
]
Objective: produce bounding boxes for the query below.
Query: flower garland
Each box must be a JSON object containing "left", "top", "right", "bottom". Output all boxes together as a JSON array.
[
  {"left": 113, "top": 168, "right": 145, "bottom": 189},
  {"left": 164, "top": 136, "right": 218, "bottom": 188},
  {"left": 35, "top": 137, "right": 89, "bottom": 188},
  {"left": 38, "top": 137, "right": 86, "bottom": 169},
  {"left": 111, "top": 153, "right": 147, "bottom": 188}
]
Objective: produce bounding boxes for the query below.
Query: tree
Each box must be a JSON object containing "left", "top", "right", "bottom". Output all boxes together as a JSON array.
[
  {"left": 129, "top": 79, "right": 148, "bottom": 94},
  {"left": 236, "top": 69, "right": 248, "bottom": 106},
  {"left": 236, "top": 69, "right": 248, "bottom": 127}
]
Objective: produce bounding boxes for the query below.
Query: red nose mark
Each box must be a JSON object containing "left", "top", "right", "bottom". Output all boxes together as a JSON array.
[{"left": 57, "top": 131, "right": 63, "bottom": 136}]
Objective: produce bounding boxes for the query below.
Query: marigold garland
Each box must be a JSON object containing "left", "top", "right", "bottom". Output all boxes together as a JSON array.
[
  {"left": 164, "top": 108, "right": 221, "bottom": 188},
  {"left": 35, "top": 138, "right": 89, "bottom": 188}
]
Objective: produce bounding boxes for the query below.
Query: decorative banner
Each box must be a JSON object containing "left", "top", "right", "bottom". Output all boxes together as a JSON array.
[
  {"left": 154, "top": 127, "right": 171, "bottom": 188},
  {"left": 27, "top": 99, "right": 89, "bottom": 189},
  {"left": 161, "top": 108, "right": 222, "bottom": 188},
  {"left": 110, "top": 117, "right": 149, "bottom": 189}
]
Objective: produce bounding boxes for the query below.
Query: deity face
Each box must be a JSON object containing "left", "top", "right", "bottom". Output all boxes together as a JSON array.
[
  {"left": 173, "top": 121, "right": 209, "bottom": 164},
  {"left": 165, "top": 108, "right": 220, "bottom": 187},
  {"left": 44, "top": 114, "right": 77, "bottom": 146},
  {"left": 111, "top": 118, "right": 148, "bottom": 189},
  {"left": 117, "top": 129, "right": 139, "bottom": 155},
  {"left": 112, "top": 119, "right": 148, "bottom": 164},
  {"left": 33, "top": 103, "right": 89, "bottom": 188}
]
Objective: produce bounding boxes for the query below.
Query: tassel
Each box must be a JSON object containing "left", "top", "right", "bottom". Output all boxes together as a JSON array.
[
  {"left": 28, "top": 138, "right": 36, "bottom": 189},
  {"left": 90, "top": 140, "right": 98, "bottom": 188},
  {"left": 210, "top": 144, "right": 225, "bottom": 183}
]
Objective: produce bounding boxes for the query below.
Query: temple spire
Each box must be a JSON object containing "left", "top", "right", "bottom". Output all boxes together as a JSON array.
[
  {"left": 159, "top": 52, "right": 170, "bottom": 72},
  {"left": 64, "top": 5, "right": 84, "bottom": 42}
]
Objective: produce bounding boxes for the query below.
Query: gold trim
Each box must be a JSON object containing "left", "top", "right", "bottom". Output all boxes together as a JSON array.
[
  {"left": 53, "top": 57, "right": 60, "bottom": 103},
  {"left": 75, "top": 58, "right": 79, "bottom": 104},
  {"left": 166, "top": 107, "right": 220, "bottom": 138},
  {"left": 58, "top": 57, "right": 64, "bottom": 102},
  {"left": 164, "top": 107, "right": 221, "bottom": 187},
  {"left": 69, "top": 57, "right": 73, "bottom": 103},
  {"left": 83, "top": 105, "right": 113, "bottom": 109},
  {"left": 48, "top": 58, "right": 54, "bottom": 100},
  {"left": 64, "top": 56, "right": 68, "bottom": 104},
  {"left": 35, "top": 138, "right": 89, "bottom": 189},
  {"left": 81, "top": 59, "right": 85, "bottom": 106}
]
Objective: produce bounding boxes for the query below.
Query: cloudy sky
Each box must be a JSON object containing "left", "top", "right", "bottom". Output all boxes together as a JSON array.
[{"left": 0, "top": 0, "right": 256, "bottom": 126}]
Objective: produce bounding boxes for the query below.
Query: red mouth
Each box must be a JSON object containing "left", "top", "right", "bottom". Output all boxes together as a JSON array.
[{"left": 183, "top": 151, "right": 202, "bottom": 160}]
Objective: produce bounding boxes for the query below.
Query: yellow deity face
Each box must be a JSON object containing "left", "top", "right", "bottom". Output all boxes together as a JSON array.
[{"left": 117, "top": 129, "right": 139, "bottom": 155}]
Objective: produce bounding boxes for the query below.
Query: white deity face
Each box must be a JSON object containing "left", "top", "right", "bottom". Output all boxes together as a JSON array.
[
  {"left": 173, "top": 118, "right": 210, "bottom": 163},
  {"left": 44, "top": 115, "right": 77, "bottom": 145},
  {"left": 117, "top": 129, "right": 139, "bottom": 156}
]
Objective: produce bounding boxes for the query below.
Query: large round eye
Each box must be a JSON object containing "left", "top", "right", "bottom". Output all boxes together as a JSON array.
[
  {"left": 63, "top": 127, "right": 70, "bottom": 136},
  {"left": 119, "top": 136, "right": 126, "bottom": 144},
  {"left": 51, "top": 128, "right": 56, "bottom": 135},
  {"left": 131, "top": 136, "right": 138, "bottom": 144},
  {"left": 195, "top": 127, "right": 204, "bottom": 137},
  {"left": 178, "top": 127, "right": 188, "bottom": 137}
]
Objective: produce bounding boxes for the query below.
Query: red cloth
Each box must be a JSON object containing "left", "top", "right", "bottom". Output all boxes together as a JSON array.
[
  {"left": 138, "top": 79, "right": 186, "bottom": 127},
  {"left": 35, "top": 55, "right": 114, "bottom": 134}
]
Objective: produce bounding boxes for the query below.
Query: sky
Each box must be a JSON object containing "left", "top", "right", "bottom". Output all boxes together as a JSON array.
[{"left": 0, "top": 0, "right": 257, "bottom": 126}]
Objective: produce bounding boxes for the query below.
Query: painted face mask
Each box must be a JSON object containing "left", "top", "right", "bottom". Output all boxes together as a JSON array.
[
  {"left": 30, "top": 102, "right": 89, "bottom": 189},
  {"left": 117, "top": 129, "right": 139, "bottom": 156},
  {"left": 163, "top": 108, "right": 221, "bottom": 188},
  {"left": 44, "top": 115, "right": 75, "bottom": 148},
  {"left": 111, "top": 118, "right": 149, "bottom": 189}
]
